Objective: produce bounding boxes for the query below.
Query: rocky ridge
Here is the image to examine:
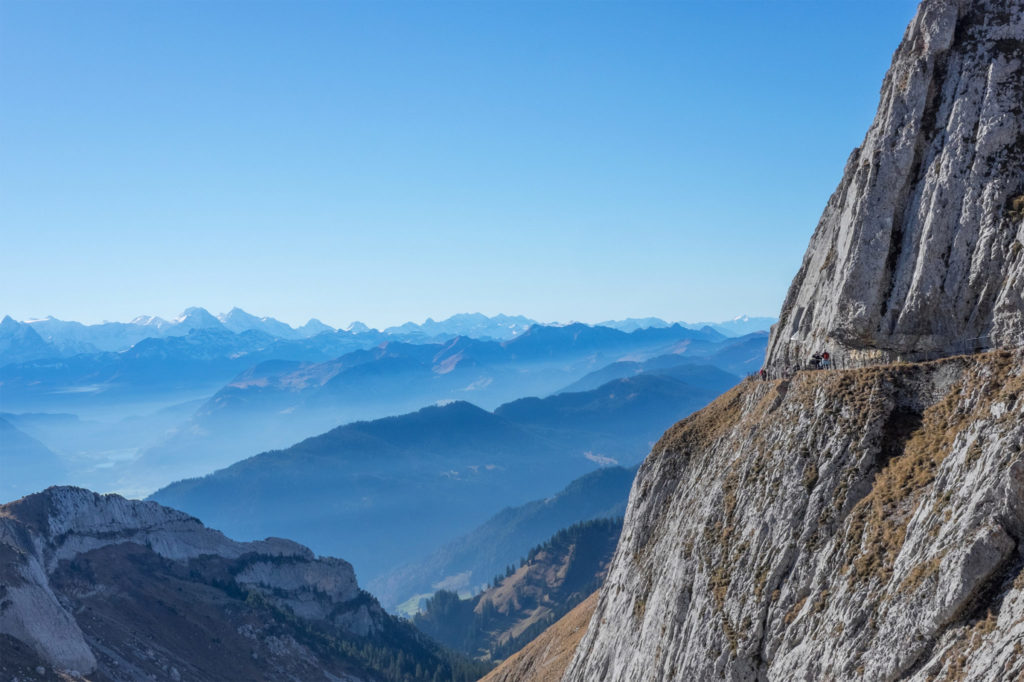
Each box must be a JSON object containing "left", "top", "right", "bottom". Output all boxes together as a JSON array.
[
  {"left": 766, "top": 0, "right": 1024, "bottom": 369},
  {"left": 0, "top": 487, "right": 362, "bottom": 676},
  {"left": 0, "top": 487, "right": 486, "bottom": 681}
]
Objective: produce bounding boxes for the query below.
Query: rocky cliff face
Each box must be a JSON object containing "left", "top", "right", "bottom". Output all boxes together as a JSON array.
[
  {"left": 555, "top": 2, "right": 1024, "bottom": 679},
  {"left": 0, "top": 487, "right": 487, "bottom": 682},
  {"left": 766, "top": 0, "right": 1024, "bottom": 369},
  {"left": 562, "top": 350, "right": 1024, "bottom": 681},
  {"left": 0, "top": 487, "right": 366, "bottom": 678}
]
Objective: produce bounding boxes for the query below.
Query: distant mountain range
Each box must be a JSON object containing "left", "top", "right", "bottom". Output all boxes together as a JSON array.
[
  {"left": 2, "top": 309, "right": 776, "bottom": 361},
  {"left": 148, "top": 363, "right": 736, "bottom": 583},
  {"left": 16, "top": 307, "right": 330, "bottom": 354},
  {"left": 598, "top": 314, "right": 776, "bottom": 338},
  {"left": 0, "top": 326, "right": 390, "bottom": 413},
  {"left": 1, "top": 312, "right": 770, "bottom": 500},
  {"left": 370, "top": 465, "right": 637, "bottom": 613},
  {"left": 128, "top": 327, "right": 754, "bottom": 490}
]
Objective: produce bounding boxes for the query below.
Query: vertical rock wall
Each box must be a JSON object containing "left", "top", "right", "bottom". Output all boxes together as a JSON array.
[{"left": 766, "top": 0, "right": 1024, "bottom": 369}]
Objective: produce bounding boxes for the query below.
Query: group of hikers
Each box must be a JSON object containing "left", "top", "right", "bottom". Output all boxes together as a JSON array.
[
  {"left": 809, "top": 350, "right": 832, "bottom": 370},
  {"left": 756, "top": 349, "right": 834, "bottom": 381}
]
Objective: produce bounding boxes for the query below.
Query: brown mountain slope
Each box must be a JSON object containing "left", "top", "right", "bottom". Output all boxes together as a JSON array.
[
  {"left": 479, "top": 592, "right": 598, "bottom": 682},
  {"left": 412, "top": 518, "right": 620, "bottom": 662}
]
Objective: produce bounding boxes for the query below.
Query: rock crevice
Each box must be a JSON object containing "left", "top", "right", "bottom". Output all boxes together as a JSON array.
[{"left": 766, "top": 0, "right": 1024, "bottom": 369}]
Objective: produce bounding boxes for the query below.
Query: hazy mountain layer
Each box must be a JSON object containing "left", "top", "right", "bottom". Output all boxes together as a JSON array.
[
  {"left": 134, "top": 325, "right": 747, "bottom": 490},
  {"left": 0, "top": 416, "right": 66, "bottom": 501},
  {"left": 0, "top": 327, "right": 390, "bottom": 413},
  {"left": 0, "top": 321, "right": 756, "bottom": 500},
  {"left": 149, "top": 367, "right": 730, "bottom": 583},
  {"left": 554, "top": 341, "right": 764, "bottom": 394},
  {"left": 370, "top": 465, "right": 636, "bottom": 612}
]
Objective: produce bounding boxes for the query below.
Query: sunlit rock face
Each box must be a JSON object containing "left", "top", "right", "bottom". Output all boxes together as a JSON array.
[
  {"left": 0, "top": 487, "right": 372, "bottom": 679},
  {"left": 559, "top": 2, "right": 1024, "bottom": 680},
  {"left": 766, "top": 0, "right": 1024, "bottom": 370},
  {"left": 562, "top": 351, "right": 1024, "bottom": 681}
]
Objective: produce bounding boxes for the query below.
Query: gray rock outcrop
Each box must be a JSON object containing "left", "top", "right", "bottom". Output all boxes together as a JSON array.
[
  {"left": 766, "top": 0, "right": 1024, "bottom": 369},
  {"left": 562, "top": 351, "right": 1024, "bottom": 681},
  {"left": 0, "top": 487, "right": 366, "bottom": 677}
]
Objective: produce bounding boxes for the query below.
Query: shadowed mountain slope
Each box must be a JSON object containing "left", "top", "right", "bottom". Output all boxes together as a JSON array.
[
  {"left": 479, "top": 592, "right": 598, "bottom": 682},
  {"left": 0, "top": 416, "right": 67, "bottom": 501},
  {"left": 150, "top": 367, "right": 723, "bottom": 583},
  {"left": 150, "top": 402, "right": 582, "bottom": 581},
  {"left": 412, "top": 518, "right": 621, "bottom": 662},
  {"left": 369, "top": 465, "right": 636, "bottom": 612}
]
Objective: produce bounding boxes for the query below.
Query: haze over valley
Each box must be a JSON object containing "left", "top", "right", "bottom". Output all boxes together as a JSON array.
[
  {"left": 1, "top": 307, "right": 772, "bottom": 678},
  {"left": 1, "top": 309, "right": 767, "bottom": 499},
  {"left": 6, "top": 0, "right": 1024, "bottom": 680}
]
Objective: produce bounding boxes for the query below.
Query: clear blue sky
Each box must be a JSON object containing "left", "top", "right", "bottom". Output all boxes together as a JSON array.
[{"left": 1, "top": 0, "right": 919, "bottom": 329}]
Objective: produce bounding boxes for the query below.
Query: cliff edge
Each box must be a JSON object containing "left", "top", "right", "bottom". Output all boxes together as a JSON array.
[{"left": 766, "top": 0, "right": 1024, "bottom": 369}]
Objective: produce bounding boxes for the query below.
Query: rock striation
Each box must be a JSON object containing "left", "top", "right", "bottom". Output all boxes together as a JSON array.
[
  {"left": 766, "top": 0, "right": 1024, "bottom": 369},
  {"left": 555, "top": 2, "right": 1024, "bottom": 680},
  {"left": 562, "top": 351, "right": 1024, "bottom": 681}
]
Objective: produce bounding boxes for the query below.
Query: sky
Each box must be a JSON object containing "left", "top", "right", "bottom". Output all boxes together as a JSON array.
[{"left": 0, "top": 0, "right": 920, "bottom": 329}]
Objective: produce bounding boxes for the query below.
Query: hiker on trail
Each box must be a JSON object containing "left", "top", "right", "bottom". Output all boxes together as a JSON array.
[
  {"left": 760, "top": 368, "right": 767, "bottom": 381},
  {"left": 822, "top": 351, "right": 831, "bottom": 369},
  {"left": 810, "top": 352, "right": 822, "bottom": 370}
]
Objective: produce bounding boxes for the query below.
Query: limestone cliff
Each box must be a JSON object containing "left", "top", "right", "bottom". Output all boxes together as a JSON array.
[
  {"left": 0, "top": 487, "right": 488, "bottom": 682},
  {"left": 562, "top": 351, "right": 1024, "bottom": 680},
  {"left": 766, "top": 0, "right": 1024, "bottom": 369},
  {"left": 556, "top": 2, "right": 1024, "bottom": 679}
]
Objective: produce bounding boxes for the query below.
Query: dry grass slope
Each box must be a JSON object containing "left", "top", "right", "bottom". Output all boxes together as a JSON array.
[{"left": 479, "top": 592, "right": 598, "bottom": 682}]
